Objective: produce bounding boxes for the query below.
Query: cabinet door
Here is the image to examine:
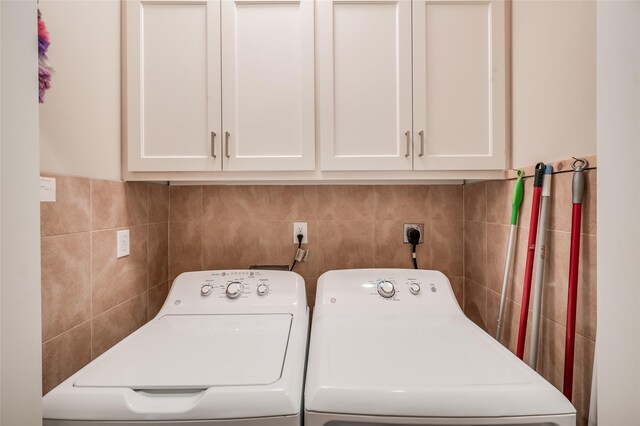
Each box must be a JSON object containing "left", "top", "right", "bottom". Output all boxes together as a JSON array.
[
  {"left": 318, "top": 0, "right": 413, "bottom": 171},
  {"left": 125, "top": 0, "right": 221, "bottom": 172},
  {"left": 413, "top": 0, "right": 507, "bottom": 170},
  {"left": 221, "top": 0, "right": 315, "bottom": 171}
]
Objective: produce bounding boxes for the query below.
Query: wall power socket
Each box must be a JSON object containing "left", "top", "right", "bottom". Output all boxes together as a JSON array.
[
  {"left": 293, "top": 222, "right": 308, "bottom": 244},
  {"left": 403, "top": 223, "right": 424, "bottom": 244}
]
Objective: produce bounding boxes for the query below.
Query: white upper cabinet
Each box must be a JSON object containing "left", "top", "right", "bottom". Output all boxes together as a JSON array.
[
  {"left": 412, "top": 0, "right": 507, "bottom": 170},
  {"left": 125, "top": 0, "right": 222, "bottom": 172},
  {"left": 221, "top": 0, "right": 315, "bottom": 171},
  {"left": 318, "top": 0, "right": 413, "bottom": 171},
  {"left": 124, "top": 0, "right": 509, "bottom": 180}
]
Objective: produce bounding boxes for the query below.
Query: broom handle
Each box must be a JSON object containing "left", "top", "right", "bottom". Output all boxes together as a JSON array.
[
  {"left": 563, "top": 158, "right": 588, "bottom": 400},
  {"left": 516, "top": 163, "right": 545, "bottom": 359}
]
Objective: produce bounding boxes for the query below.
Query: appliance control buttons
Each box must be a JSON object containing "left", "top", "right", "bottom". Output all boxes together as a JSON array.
[
  {"left": 377, "top": 280, "right": 395, "bottom": 298},
  {"left": 200, "top": 284, "right": 213, "bottom": 296},
  {"left": 225, "top": 282, "right": 244, "bottom": 299},
  {"left": 256, "top": 284, "right": 269, "bottom": 296},
  {"left": 409, "top": 283, "right": 421, "bottom": 295}
]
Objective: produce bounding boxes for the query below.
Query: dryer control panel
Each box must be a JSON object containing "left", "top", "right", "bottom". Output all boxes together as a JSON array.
[
  {"left": 314, "top": 269, "right": 462, "bottom": 317},
  {"left": 159, "top": 270, "right": 307, "bottom": 317}
]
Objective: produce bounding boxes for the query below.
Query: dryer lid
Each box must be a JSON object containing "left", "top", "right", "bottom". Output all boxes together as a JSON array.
[
  {"left": 305, "top": 315, "right": 575, "bottom": 417},
  {"left": 74, "top": 314, "right": 292, "bottom": 390}
]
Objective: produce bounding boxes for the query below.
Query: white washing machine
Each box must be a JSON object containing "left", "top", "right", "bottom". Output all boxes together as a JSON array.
[
  {"left": 43, "top": 270, "right": 308, "bottom": 426},
  {"left": 305, "top": 269, "right": 576, "bottom": 426}
]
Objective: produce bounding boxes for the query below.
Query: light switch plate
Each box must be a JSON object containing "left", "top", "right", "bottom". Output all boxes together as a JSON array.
[
  {"left": 40, "top": 176, "right": 56, "bottom": 202},
  {"left": 117, "top": 230, "right": 130, "bottom": 258}
]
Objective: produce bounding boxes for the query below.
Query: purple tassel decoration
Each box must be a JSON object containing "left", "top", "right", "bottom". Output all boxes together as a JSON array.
[
  {"left": 38, "top": 9, "right": 53, "bottom": 103},
  {"left": 39, "top": 65, "right": 52, "bottom": 103}
]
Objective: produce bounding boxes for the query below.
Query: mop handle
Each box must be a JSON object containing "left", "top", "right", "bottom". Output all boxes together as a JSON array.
[
  {"left": 563, "top": 158, "right": 588, "bottom": 400},
  {"left": 516, "top": 163, "right": 545, "bottom": 359},
  {"left": 529, "top": 164, "right": 553, "bottom": 369},
  {"left": 496, "top": 171, "right": 524, "bottom": 340}
]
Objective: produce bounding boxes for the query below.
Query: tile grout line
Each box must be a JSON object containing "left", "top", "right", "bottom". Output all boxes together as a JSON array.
[
  {"left": 145, "top": 185, "right": 149, "bottom": 321},
  {"left": 462, "top": 184, "right": 466, "bottom": 311},
  {"left": 200, "top": 186, "right": 204, "bottom": 271},
  {"left": 168, "top": 186, "right": 173, "bottom": 280},
  {"left": 373, "top": 186, "right": 378, "bottom": 268},
  {"left": 486, "top": 283, "right": 597, "bottom": 344},
  {"left": 484, "top": 183, "right": 488, "bottom": 324},
  {"left": 89, "top": 178, "right": 94, "bottom": 360},
  {"left": 42, "top": 318, "right": 93, "bottom": 347}
]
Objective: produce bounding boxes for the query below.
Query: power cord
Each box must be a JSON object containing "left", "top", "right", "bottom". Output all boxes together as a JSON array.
[
  {"left": 407, "top": 228, "right": 421, "bottom": 270},
  {"left": 290, "top": 233, "right": 304, "bottom": 271}
]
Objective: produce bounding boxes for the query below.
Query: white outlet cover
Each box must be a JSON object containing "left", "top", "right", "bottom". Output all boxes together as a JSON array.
[
  {"left": 293, "top": 222, "right": 308, "bottom": 244},
  {"left": 117, "top": 230, "right": 130, "bottom": 258},
  {"left": 40, "top": 176, "right": 56, "bottom": 202}
]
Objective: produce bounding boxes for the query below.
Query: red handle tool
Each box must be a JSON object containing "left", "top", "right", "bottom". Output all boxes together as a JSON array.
[{"left": 516, "top": 163, "right": 545, "bottom": 359}]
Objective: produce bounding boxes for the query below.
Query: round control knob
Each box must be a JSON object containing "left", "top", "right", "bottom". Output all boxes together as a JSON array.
[
  {"left": 409, "top": 283, "right": 421, "bottom": 295},
  {"left": 201, "top": 284, "right": 213, "bottom": 296},
  {"left": 225, "top": 282, "right": 244, "bottom": 299},
  {"left": 256, "top": 284, "right": 269, "bottom": 296},
  {"left": 377, "top": 280, "right": 395, "bottom": 298}
]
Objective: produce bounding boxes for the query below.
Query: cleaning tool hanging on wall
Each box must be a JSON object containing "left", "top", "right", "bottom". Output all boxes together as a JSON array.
[
  {"left": 529, "top": 164, "right": 553, "bottom": 369},
  {"left": 38, "top": 9, "right": 53, "bottom": 103},
  {"left": 496, "top": 170, "right": 524, "bottom": 341},
  {"left": 563, "top": 158, "right": 589, "bottom": 400},
  {"left": 516, "top": 163, "right": 545, "bottom": 359}
]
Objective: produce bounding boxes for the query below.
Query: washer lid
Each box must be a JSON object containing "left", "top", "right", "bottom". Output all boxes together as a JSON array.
[
  {"left": 305, "top": 315, "right": 575, "bottom": 417},
  {"left": 74, "top": 314, "right": 292, "bottom": 390}
]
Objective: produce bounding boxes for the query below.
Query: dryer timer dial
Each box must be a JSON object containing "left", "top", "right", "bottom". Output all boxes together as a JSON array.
[{"left": 377, "top": 280, "right": 395, "bottom": 298}]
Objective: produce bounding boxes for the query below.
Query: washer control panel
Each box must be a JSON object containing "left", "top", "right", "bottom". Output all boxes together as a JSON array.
[
  {"left": 162, "top": 270, "right": 306, "bottom": 316},
  {"left": 196, "top": 270, "right": 278, "bottom": 300},
  {"left": 315, "top": 269, "right": 460, "bottom": 316}
]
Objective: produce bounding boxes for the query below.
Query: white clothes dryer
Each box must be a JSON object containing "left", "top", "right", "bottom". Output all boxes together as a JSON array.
[
  {"left": 44, "top": 270, "right": 308, "bottom": 426},
  {"left": 305, "top": 269, "right": 575, "bottom": 426}
]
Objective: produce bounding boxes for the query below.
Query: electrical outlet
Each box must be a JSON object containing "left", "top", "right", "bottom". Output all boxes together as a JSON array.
[
  {"left": 403, "top": 223, "right": 424, "bottom": 244},
  {"left": 117, "top": 230, "right": 130, "bottom": 258},
  {"left": 293, "top": 222, "right": 308, "bottom": 244}
]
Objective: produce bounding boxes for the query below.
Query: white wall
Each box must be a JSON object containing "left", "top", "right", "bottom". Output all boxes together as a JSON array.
[
  {"left": 511, "top": 0, "right": 596, "bottom": 168},
  {"left": 39, "top": 0, "right": 121, "bottom": 181},
  {"left": 596, "top": 1, "right": 640, "bottom": 423},
  {"left": 1, "top": 0, "right": 43, "bottom": 424}
]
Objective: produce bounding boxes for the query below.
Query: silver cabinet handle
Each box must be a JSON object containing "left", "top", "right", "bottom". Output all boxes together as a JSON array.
[
  {"left": 210, "top": 131, "right": 217, "bottom": 158},
  {"left": 225, "top": 131, "right": 231, "bottom": 159},
  {"left": 419, "top": 130, "right": 425, "bottom": 157},
  {"left": 404, "top": 131, "right": 411, "bottom": 157}
]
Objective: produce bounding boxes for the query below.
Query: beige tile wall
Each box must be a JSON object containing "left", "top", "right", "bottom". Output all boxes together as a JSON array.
[
  {"left": 462, "top": 169, "right": 597, "bottom": 426},
  {"left": 40, "top": 174, "right": 169, "bottom": 394},
  {"left": 40, "top": 175, "right": 598, "bottom": 422},
  {"left": 168, "top": 185, "right": 465, "bottom": 310}
]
